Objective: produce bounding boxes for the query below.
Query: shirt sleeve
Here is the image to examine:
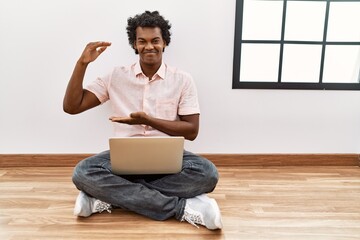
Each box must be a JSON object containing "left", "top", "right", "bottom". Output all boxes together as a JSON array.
[
  {"left": 85, "top": 75, "right": 110, "bottom": 104},
  {"left": 178, "top": 74, "right": 200, "bottom": 116}
]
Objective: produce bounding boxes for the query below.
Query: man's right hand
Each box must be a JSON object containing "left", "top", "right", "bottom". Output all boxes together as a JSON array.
[{"left": 78, "top": 41, "right": 112, "bottom": 65}]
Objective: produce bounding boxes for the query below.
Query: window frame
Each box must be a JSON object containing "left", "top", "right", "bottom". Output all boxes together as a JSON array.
[{"left": 232, "top": 0, "right": 360, "bottom": 90}]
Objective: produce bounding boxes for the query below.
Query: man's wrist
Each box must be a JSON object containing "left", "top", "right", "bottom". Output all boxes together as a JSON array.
[{"left": 76, "top": 58, "right": 89, "bottom": 67}]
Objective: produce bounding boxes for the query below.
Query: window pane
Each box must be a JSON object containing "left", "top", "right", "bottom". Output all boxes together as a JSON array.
[
  {"left": 242, "top": 0, "right": 283, "bottom": 40},
  {"left": 282, "top": 44, "right": 322, "bottom": 83},
  {"left": 284, "top": 1, "right": 326, "bottom": 41},
  {"left": 323, "top": 45, "right": 360, "bottom": 83},
  {"left": 327, "top": 2, "right": 360, "bottom": 42},
  {"left": 240, "top": 44, "right": 280, "bottom": 82}
]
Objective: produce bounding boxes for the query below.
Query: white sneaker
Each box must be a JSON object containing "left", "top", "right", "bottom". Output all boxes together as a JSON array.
[
  {"left": 74, "top": 191, "right": 112, "bottom": 217},
  {"left": 181, "top": 194, "right": 223, "bottom": 230}
]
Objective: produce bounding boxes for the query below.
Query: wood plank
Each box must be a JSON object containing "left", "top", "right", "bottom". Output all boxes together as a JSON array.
[
  {"left": 0, "top": 154, "right": 359, "bottom": 167},
  {"left": 0, "top": 166, "right": 359, "bottom": 239}
]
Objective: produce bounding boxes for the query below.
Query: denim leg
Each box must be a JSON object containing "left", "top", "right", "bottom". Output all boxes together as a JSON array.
[
  {"left": 72, "top": 150, "right": 185, "bottom": 221},
  {"left": 137, "top": 150, "right": 219, "bottom": 198},
  {"left": 72, "top": 150, "right": 219, "bottom": 221}
]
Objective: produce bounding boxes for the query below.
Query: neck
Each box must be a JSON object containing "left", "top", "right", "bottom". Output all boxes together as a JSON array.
[{"left": 140, "top": 61, "right": 162, "bottom": 80}]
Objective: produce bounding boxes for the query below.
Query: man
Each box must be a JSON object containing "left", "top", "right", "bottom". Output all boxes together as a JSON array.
[{"left": 63, "top": 11, "right": 222, "bottom": 230}]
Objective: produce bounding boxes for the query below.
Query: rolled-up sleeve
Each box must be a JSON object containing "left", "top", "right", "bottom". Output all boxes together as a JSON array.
[
  {"left": 85, "top": 76, "right": 110, "bottom": 104},
  {"left": 178, "top": 75, "right": 200, "bottom": 116}
]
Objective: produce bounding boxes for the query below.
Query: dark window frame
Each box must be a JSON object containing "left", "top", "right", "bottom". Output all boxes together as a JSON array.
[{"left": 232, "top": 0, "right": 360, "bottom": 90}]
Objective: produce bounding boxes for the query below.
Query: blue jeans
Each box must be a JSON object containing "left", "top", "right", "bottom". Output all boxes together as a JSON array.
[{"left": 72, "top": 150, "right": 219, "bottom": 221}]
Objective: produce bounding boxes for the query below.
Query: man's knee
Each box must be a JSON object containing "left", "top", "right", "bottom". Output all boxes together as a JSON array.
[
  {"left": 72, "top": 160, "right": 85, "bottom": 188},
  {"left": 196, "top": 158, "right": 219, "bottom": 192},
  {"left": 71, "top": 157, "right": 94, "bottom": 189},
  {"left": 206, "top": 160, "right": 219, "bottom": 190}
]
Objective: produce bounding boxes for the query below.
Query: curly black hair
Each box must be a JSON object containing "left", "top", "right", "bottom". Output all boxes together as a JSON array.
[{"left": 126, "top": 11, "right": 171, "bottom": 54}]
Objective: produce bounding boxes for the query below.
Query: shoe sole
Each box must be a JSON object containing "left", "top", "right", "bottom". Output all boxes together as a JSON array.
[{"left": 196, "top": 194, "right": 223, "bottom": 229}]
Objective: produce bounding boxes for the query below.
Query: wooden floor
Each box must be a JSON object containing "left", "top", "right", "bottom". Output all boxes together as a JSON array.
[{"left": 1, "top": 166, "right": 360, "bottom": 240}]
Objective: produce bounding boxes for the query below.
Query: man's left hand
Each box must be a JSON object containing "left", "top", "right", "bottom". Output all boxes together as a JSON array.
[{"left": 109, "top": 112, "right": 149, "bottom": 125}]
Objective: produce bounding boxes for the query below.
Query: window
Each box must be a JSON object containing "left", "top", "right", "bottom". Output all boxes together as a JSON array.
[{"left": 232, "top": 0, "right": 360, "bottom": 90}]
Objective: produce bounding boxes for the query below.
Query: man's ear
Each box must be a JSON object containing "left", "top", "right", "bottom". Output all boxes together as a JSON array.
[{"left": 133, "top": 43, "right": 139, "bottom": 54}]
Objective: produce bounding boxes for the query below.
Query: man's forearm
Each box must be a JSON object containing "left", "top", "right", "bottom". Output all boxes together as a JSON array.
[
  {"left": 63, "top": 62, "right": 88, "bottom": 114},
  {"left": 110, "top": 113, "right": 199, "bottom": 140},
  {"left": 145, "top": 116, "right": 198, "bottom": 141}
]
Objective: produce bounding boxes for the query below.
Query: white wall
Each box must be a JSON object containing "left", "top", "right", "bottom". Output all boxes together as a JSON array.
[{"left": 1, "top": 0, "right": 360, "bottom": 154}]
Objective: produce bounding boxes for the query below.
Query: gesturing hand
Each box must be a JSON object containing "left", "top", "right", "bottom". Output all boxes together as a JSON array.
[
  {"left": 109, "top": 112, "right": 149, "bottom": 125},
  {"left": 79, "top": 41, "right": 112, "bottom": 64}
]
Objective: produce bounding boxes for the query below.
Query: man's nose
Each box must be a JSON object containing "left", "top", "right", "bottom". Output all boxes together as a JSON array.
[{"left": 145, "top": 42, "right": 154, "bottom": 50}]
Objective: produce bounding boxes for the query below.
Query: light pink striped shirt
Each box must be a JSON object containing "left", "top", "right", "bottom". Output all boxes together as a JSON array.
[{"left": 86, "top": 62, "right": 200, "bottom": 137}]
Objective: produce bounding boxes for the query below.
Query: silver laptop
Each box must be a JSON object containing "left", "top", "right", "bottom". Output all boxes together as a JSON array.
[{"left": 109, "top": 136, "right": 184, "bottom": 175}]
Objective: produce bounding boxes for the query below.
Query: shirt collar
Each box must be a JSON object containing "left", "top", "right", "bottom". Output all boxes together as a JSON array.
[{"left": 134, "top": 61, "right": 166, "bottom": 80}]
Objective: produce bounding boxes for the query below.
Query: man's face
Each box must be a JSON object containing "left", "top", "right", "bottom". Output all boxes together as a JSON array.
[{"left": 134, "top": 27, "right": 166, "bottom": 67}]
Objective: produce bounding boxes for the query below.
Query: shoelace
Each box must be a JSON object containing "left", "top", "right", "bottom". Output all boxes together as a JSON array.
[
  {"left": 181, "top": 206, "right": 205, "bottom": 228},
  {"left": 95, "top": 200, "right": 112, "bottom": 213}
]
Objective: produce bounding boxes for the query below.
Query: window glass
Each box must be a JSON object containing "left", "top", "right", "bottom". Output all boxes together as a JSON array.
[
  {"left": 282, "top": 44, "right": 322, "bottom": 83},
  {"left": 327, "top": 2, "right": 360, "bottom": 41},
  {"left": 242, "top": 0, "right": 283, "bottom": 40},
  {"left": 240, "top": 44, "right": 280, "bottom": 82},
  {"left": 323, "top": 45, "right": 360, "bottom": 83},
  {"left": 284, "top": 1, "right": 326, "bottom": 41}
]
